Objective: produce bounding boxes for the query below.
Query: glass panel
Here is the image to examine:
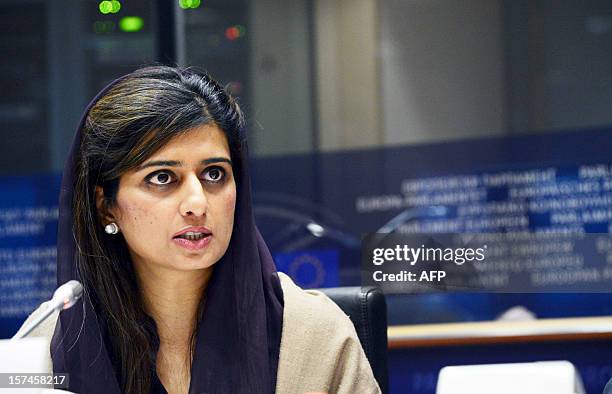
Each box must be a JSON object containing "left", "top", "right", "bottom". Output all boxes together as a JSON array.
[
  {"left": 0, "top": 2, "right": 49, "bottom": 175},
  {"left": 0, "top": 0, "right": 158, "bottom": 175},
  {"left": 182, "top": 0, "right": 315, "bottom": 157}
]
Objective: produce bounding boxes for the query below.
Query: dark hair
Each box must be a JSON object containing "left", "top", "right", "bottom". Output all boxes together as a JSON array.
[{"left": 73, "top": 66, "right": 245, "bottom": 394}]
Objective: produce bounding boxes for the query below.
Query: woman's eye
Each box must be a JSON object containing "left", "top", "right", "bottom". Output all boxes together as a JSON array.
[
  {"left": 203, "top": 167, "right": 225, "bottom": 183},
  {"left": 147, "top": 171, "right": 174, "bottom": 185}
]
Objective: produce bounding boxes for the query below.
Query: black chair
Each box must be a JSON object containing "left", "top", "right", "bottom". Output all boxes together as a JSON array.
[{"left": 317, "top": 286, "right": 389, "bottom": 394}]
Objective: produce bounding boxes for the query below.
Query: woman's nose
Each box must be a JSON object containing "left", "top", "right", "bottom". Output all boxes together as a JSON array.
[{"left": 179, "top": 174, "right": 207, "bottom": 217}]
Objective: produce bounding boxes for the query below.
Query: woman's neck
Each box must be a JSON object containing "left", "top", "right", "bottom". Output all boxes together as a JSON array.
[
  {"left": 133, "top": 263, "right": 212, "bottom": 393},
  {"left": 134, "top": 263, "right": 212, "bottom": 348}
]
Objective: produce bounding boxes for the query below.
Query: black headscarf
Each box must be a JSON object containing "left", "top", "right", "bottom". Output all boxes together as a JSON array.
[{"left": 50, "top": 70, "right": 284, "bottom": 393}]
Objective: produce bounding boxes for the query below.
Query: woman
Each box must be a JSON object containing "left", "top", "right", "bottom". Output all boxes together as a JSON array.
[{"left": 18, "top": 66, "right": 380, "bottom": 394}]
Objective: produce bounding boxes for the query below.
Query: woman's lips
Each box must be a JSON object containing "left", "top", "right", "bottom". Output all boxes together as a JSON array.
[
  {"left": 172, "top": 234, "right": 212, "bottom": 250},
  {"left": 173, "top": 226, "right": 212, "bottom": 238}
]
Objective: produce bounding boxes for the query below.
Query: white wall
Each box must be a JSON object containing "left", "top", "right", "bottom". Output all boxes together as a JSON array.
[
  {"left": 250, "top": 0, "right": 507, "bottom": 154},
  {"left": 380, "top": 0, "right": 506, "bottom": 145},
  {"left": 315, "top": 0, "right": 382, "bottom": 151},
  {"left": 249, "top": 0, "right": 313, "bottom": 156}
]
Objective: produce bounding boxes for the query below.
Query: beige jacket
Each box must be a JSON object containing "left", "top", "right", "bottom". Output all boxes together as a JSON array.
[{"left": 17, "top": 272, "right": 381, "bottom": 394}]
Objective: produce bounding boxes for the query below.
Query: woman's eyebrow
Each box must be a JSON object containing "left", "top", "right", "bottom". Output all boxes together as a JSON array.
[
  {"left": 136, "top": 157, "right": 232, "bottom": 171},
  {"left": 201, "top": 157, "right": 232, "bottom": 166},
  {"left": 137, "top": 160, "right": 180, "bottom": 170}
]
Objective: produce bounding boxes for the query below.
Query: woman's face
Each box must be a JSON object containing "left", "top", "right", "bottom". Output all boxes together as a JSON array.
[{"left": 98, "top": 124, "right": 236, "bottom": 273}]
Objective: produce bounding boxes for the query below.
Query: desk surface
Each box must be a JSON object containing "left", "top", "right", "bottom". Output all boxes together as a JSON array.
[{"left": 388, "top": 316, "right": 612, "bottom": 348}]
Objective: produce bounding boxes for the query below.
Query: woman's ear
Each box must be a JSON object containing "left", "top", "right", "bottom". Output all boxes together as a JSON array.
[{"left": 95, "top": 185, "right": 117, "bottom": 224}]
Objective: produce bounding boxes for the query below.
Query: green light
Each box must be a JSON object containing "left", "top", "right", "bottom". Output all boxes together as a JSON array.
[
  {"left": 179, "top": 0, "right": 201, "bottom": 9},
  {"left": 119, "top": 16, "right": 144, "bottom": 32},
  {"left": 99, "top": 1, "right": 112, "bottom": 14},
  {"left": 111, "top": 0, "right": 121, "bottom": 13},
  {"left": 236, "top": 24, "right": 245, "bottom": 36}
]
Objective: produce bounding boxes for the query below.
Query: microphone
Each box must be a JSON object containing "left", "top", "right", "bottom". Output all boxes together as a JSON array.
[{"left": 11, "top": 280, "right": 84, "bottom": 340}]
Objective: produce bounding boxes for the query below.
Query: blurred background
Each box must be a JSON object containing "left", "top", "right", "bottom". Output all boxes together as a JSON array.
[{"left": 2, "top": 0, "right": 612, "bottom": 393}]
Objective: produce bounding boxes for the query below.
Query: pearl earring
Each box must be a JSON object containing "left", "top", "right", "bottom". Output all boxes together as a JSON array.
[{"left": 104, "top": 223, "right": 119, "bottom": 235}]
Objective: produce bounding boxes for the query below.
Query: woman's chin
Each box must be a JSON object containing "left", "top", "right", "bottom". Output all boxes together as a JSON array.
[{"left": 167, "top": 256, "right": 218, "bottom": 272}]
